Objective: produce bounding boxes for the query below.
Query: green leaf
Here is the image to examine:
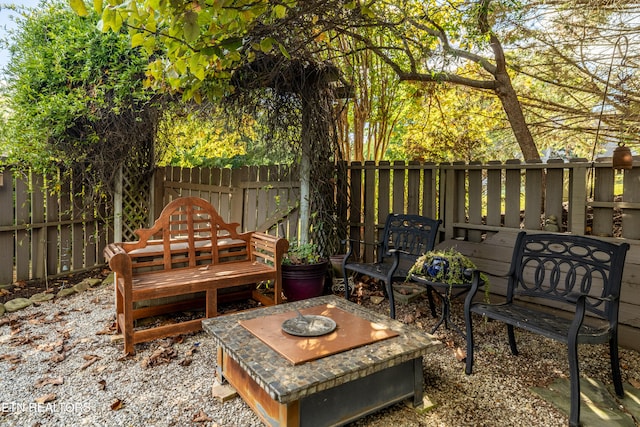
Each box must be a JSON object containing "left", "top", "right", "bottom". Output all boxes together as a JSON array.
[
  {"left": 183, "top": 11, "right": 199, "bottom": 43},
  {"left": 278, "top": 43, "right": 290, "bottom": 59},
  {"left": 70, "top": 0, "right": 88, "bottom": 16},
  {"left": 259, "top": 37, "right": 274, "bottom": 53}
]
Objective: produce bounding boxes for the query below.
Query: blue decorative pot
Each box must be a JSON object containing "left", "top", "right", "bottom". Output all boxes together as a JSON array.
[{"left": 425, "top": 256, "right": 449, "bottom": 279}]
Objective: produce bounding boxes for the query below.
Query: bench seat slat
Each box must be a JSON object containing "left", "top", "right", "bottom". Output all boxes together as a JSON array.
[{"left": 124, "top": 262, "right": 276, "bottom": 300}]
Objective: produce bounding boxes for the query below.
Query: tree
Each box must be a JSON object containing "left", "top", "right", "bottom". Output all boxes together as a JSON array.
[
  {"left": 505, "top": 1, "right": 640, "bottom": 157},
  {"left": 3, "top": 1, "right": 165, "bottom": 196},
  {"left": 333, "top": 32, "right": 411, "bottom": 162},
  {"left": 320, "top": 0, "right": 540, "bottom": 160},
  {"left": 395, "top": 83, "right": 510, "bottom": 163}
]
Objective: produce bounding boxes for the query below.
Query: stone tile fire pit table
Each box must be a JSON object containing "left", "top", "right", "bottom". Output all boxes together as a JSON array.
[{"left": 202, "top": 295, "right": 442, "bottom": 427}]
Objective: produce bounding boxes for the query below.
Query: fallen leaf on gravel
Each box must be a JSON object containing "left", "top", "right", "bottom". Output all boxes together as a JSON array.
[
  {"left": 98, "top": 380, "right": 107, "bottom": 391},
  {"left": 50, "top": 352, "right": 65, "bottom": 363},
  {"left": 454, "top": 347, "right": 466, "bottom": 362},
  {"left": 179, "top": 357, "right": 193, "bottom": 367},
  {"left": 96, "top": 322, "right": 117, "bottom": 335},
  {"left": 0, "top": 317, "right": 10, "bottom": 327},
  {"left": 35, "top": 377, "right": 64, "bottom": 388},
  {"left": 111, "top": 399, "right": 124, "bottom": 411},
  {"left": 141, "top": 345, "right": 178, "bottom": 368},
  {"left": 34, "top": 393, "right": 56, "bottom": 404},
  {"left": 0, "top": 354, "right": 22, "bottom": 364},
  {"left": 28, "top": 316, "right": 46, "bottom": 325},
  {"left": 630, "top": 378, "right": 640, "bottom": 389},
  {"left": 81, "top": 354, "right": 101, "bottom": 370},
  {"left": 116, "top": 354, "right": 132, "bottom": 362},
  {"left": 192, "top": 410, "right": 212, "bottom": 422}
]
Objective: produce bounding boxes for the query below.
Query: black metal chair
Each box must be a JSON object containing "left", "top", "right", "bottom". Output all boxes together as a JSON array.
[
  {"left": 464, "top": 231, "right": 630, "bottom": 427},
  {"left": 342, "top": 214, "right": 442, "bottom": 319}
]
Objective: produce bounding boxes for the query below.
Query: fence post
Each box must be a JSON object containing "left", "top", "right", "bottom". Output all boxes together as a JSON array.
[
  {"left": 568, "top": 159, "right": 589, "bottom": 235},
  {"left": 114, "top": 165, "right": 123, "bottom": 243},
  {"left": 0, "top": 168, "right": 13, "bottom": 284}
]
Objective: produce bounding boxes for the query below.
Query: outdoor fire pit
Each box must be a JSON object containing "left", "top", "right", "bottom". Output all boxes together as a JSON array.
[{"left": 203, "top": 295, "right": 442, "bottom": 426}]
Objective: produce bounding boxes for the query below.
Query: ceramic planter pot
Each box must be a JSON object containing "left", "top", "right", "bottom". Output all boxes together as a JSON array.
[{"left": 281, "top": 261, "right": 328, "bottom": 301}]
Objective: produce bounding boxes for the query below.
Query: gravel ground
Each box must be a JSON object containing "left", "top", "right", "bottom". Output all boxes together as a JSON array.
[{"left": 1, "top": 278, "right": 639, "bottom": 427}]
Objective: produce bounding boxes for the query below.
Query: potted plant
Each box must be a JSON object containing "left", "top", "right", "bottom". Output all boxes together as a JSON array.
[
  {"left": 407, "top": 248, "right": 489, "bottom": 296},
  {"left": 281, "top": 242, "right": 329, "bottom": 301}
]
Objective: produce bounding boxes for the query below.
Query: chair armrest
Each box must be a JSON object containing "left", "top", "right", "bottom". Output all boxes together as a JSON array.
[{"left": 342, "top": 238, "right": 382, "bottom": 262}]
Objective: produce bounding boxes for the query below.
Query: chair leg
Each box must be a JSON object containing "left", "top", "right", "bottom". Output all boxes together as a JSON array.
[
  {"left": 568, "top": 335, "right": 581, "bottom": 427},
  {"left": 609, "top": 335, "right": 624, "bottom": 397},
  {"left": 465, "top": 310, "right": 474, "bottom": 375},
  {"left": 386, "top": 281, "right": 396, "bottom": 319},
  {"left": 507, "top": 325, "right": 519, "bottom": 355}
]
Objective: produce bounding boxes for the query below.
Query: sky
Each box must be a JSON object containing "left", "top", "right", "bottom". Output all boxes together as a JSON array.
[{"left": 0, "top": 0, "right": 42, "bottom": 74}]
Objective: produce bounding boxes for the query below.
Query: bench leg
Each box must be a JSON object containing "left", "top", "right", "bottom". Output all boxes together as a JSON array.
[
  {"left": 464, "top": 310, "right": 474, "bottom": 375},
  {"left": 206, "top": 289, "right": 218, "bottom": 318},
  {"left": 385, "top": 280, "right": 396, "bottom": 319},
  {"left": 568, "top": 334, "right": 580, "bottom": 427},
  {"left": 609, "top": 335, "right": 624, "bottom": 397},
  {"left": 114, "top": 276, "right": 123, "bottom": 334},
  {"left": 120, "top": 304, "right": 134, "bottom": 355},
  {"left": 507, "top": 325, "right": 519, "bottom": 355}
]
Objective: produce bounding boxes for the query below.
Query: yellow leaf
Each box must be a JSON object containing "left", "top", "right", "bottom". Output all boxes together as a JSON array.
[
  {"left": 131, "top": 33, "right": 145, "bottom": 48},
  {"left": 174, "top": 59, "right": 187, "bottom": 75},
  {"left": 93, "top": 0, "right": 102, "bottom": 12},
  {"left": 101, "top": 7, "right": 115, "bottom": 32},
  {"left": 273, "top": 5, "right": 287, "bottom": 19},
  {"left": 70, "top": 0, "right": 88, "bottom": 16}
]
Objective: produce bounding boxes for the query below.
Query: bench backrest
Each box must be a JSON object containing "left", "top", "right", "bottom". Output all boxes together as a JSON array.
[
  {"left": 508, "top": 231, "right": 629, "bottom": 321},
  {"left": 380, "top": 214, "right": 442, "bottom": 267},
  {"left": 120, "top": 197, "right": 252, "bottom": 271}
]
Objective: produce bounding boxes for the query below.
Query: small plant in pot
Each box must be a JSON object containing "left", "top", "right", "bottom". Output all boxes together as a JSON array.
[
  {"left": 282, "top": 242, "right": 329, "bottom": 302},
  {"left": 407, "top": 248, "right": 489, "bottom": 296}
]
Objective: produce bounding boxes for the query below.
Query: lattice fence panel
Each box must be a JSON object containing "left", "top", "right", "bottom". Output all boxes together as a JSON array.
[{"left": 120, "top": 153, "right": 152, "bottom": 241}]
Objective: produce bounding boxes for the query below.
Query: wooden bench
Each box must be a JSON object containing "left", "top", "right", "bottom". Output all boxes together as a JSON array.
[
  {"left": 463, "top": 231, "right": 629, "bottom": 427},
  {"left": 104, "top": 197, "right": 289, "bottom": 354},
  {"left": 342, "top": 213, "right": 442, "bottom": 319}
]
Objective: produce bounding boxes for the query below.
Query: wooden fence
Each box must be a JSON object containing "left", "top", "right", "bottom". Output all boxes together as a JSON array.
[
  {"left": 4, "top": 158, "right": 639, "bottom": 283},
  {"left": 3, "top": 158, "right": 640, "bottom": 350},
  {"left": 0, "top": 168, "right": 111, "bottom": 285}
]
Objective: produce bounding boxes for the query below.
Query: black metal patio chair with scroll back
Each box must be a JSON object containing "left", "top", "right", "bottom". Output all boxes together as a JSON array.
[
  {"left": 342, "top": 214, "right": 442, "bottom": 319},
  {"left": 464, "top": 231, "right": 630, "bottom": 427}
]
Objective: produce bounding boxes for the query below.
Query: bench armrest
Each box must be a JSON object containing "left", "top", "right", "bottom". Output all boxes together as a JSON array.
[
  {"left": 250, "top": 232, "right": 289, "bottom": 267},
  {"left": 103, "top": 243, "right": 133, "bottom": 289}
]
